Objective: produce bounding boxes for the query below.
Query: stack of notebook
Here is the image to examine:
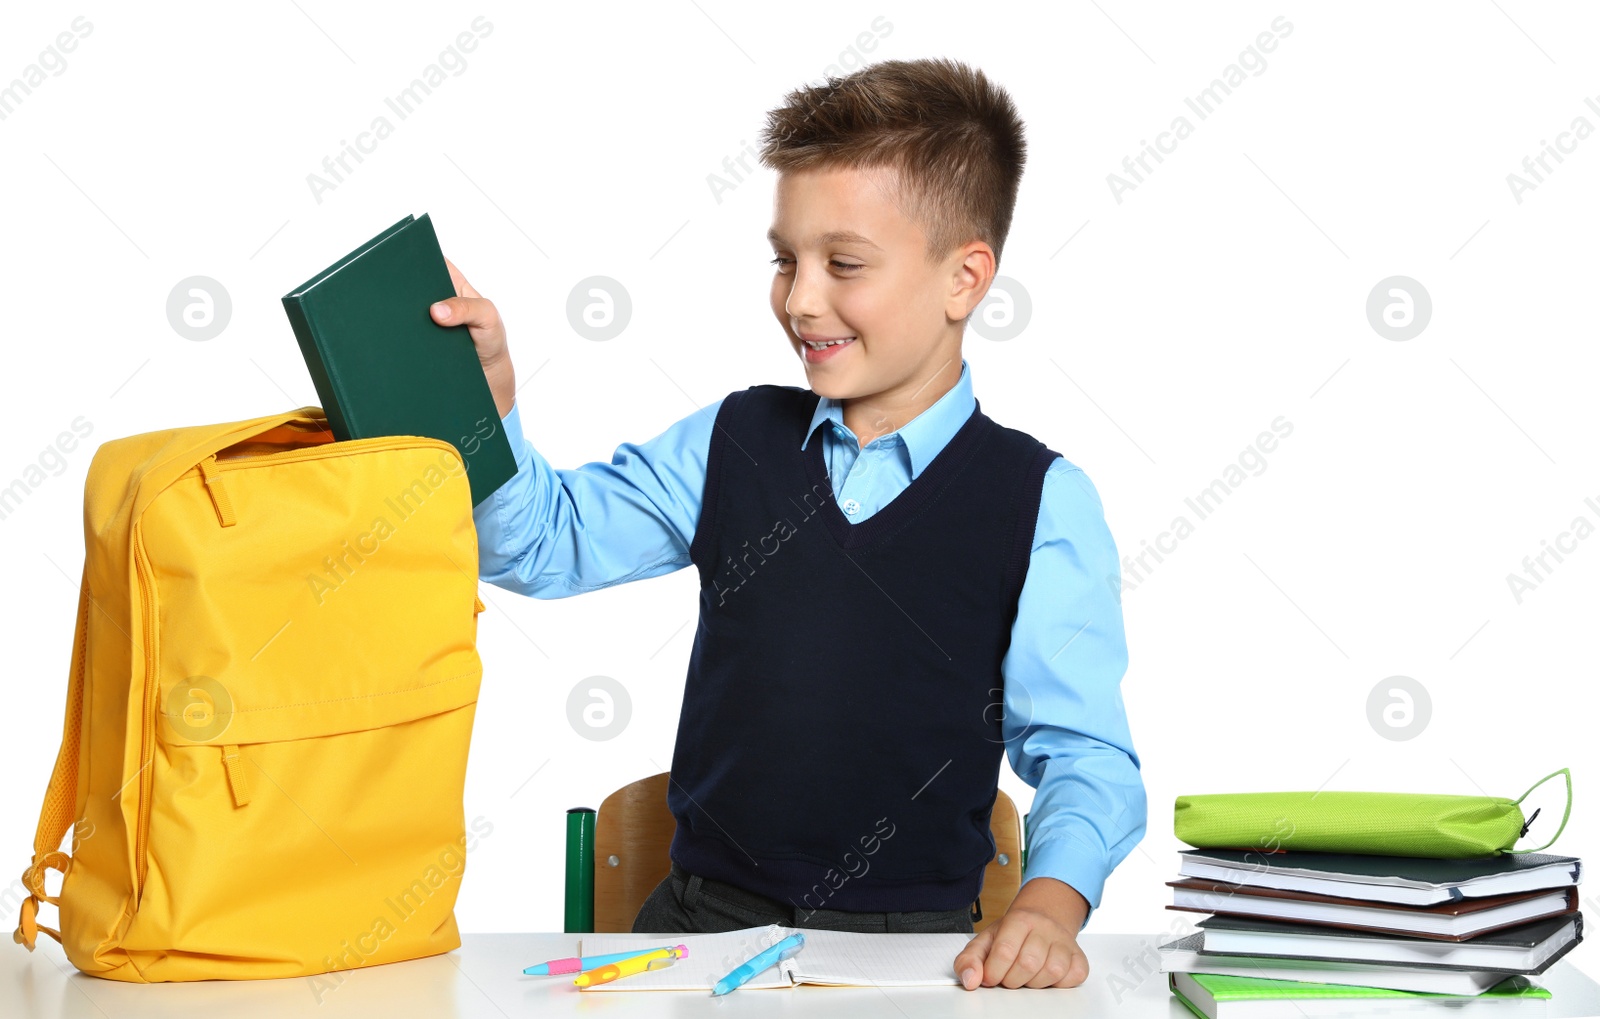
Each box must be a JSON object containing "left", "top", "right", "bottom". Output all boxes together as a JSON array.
[{"left": 1158, "top": 849, "right": 1584, "bottom": 1017}]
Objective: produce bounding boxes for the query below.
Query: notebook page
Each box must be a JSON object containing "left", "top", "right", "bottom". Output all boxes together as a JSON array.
[
  {"left": 790, "top": 931, "right": 973, "bottom": 987},
  {"left": 576, "top": 925, "right": 796, "bottom": 991}
]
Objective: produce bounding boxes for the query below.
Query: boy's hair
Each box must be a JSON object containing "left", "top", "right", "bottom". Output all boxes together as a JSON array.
[{"left": 758, "top": 57, "right": 1027, "bottom": 267}]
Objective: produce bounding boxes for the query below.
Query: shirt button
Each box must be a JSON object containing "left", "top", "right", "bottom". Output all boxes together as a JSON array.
[{"left": 842, "top": 498, "right": 860, "bottom": 516}]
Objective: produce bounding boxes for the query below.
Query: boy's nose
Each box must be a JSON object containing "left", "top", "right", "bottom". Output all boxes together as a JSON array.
[{"left": 784, "top": 271, "right": 830, "bottom": 321}]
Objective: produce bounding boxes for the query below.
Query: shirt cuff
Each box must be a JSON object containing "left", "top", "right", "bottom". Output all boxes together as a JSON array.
[
  {"left": 1022, "top": 833, "right": 1112, "bottom": 930},
  {"left": 472, "top": 399, "right": 535, "bottom": 571},
  {"left": 476, "top": 399, "right": 530, "bottom": 502},
  {"left": 499, "top": 399, "right": 530, "bottom": 462}
]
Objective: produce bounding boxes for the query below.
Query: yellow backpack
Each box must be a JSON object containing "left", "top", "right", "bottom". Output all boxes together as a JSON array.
[{"left": 13, "top": 406, "right": 486, "bottom": 982}]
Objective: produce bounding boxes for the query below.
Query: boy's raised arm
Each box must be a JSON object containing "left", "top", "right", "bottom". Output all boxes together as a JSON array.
[{"left": 431, "top": 258, "right": 718, "bottom": 598}]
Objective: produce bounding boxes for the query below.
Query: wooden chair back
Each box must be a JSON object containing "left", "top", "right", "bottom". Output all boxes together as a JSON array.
[{"left": 591, "top": 773, "right": 1024, "bottom": 933}]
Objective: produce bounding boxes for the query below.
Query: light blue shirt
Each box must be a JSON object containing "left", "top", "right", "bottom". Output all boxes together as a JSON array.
[{"left": 474, "top": 359, "right": 1147, "bottom": 918}]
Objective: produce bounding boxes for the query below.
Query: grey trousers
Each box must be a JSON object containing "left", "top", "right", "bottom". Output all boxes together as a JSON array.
[{"left": 632, "top": 862, "right": 976, "bottom": 934}]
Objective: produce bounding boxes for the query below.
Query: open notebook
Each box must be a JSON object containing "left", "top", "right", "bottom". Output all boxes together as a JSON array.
[{"left": 577, "top": 924, "right": 973, "bottom": 990}]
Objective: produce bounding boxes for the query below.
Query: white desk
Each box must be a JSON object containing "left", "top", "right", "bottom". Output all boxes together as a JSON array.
[{"left": 8, "top": 933, "right": 1600, "bottom": 1018}]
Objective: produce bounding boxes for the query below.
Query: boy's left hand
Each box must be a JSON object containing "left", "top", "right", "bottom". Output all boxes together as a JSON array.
[{"left": 954, "top": 877, "right": 1090, "bottom": 989}]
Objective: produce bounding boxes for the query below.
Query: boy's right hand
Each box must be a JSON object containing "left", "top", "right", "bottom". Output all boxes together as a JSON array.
[{"left": 431, "top": 256, "right": 517, "bottom": 419}]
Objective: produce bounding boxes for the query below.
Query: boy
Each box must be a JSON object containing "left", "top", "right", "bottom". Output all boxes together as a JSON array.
[{"left": 432, "top": 57, "right": 1145, "bottom": 990}]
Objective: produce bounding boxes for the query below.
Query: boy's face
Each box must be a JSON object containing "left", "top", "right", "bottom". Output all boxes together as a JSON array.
[{"left": 767, "top": 166, "right": 989, "bottom": 405}]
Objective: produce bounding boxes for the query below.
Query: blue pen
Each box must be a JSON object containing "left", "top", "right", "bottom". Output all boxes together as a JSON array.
[
  {"left": 711, "top": 932, "right": 806, "bottom": 996},
  {"left": 523, "top": 945, "right": 679, "bottom": 976}
]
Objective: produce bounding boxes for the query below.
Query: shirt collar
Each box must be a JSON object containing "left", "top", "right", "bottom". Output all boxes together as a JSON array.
[{"left": 800, "top": 359, "right": 976, "bottom": 480}]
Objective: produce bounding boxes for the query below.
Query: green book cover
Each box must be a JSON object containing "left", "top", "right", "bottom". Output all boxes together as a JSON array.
[
  {"left": 1185, "top": 972, "right": 1551, "bottom": 1001},
  {"left": 282, "top": 213, "right": 517, "bottom": 506},
  {"left": 1171, "top": 973, "right": 1551, "bottom": 1019}
]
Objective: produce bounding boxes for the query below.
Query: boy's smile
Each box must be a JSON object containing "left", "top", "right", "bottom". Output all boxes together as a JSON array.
[{"left": 767, "top": 165, "right": 989, "bottom": 444}]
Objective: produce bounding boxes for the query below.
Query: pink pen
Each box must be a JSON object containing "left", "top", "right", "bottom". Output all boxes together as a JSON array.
[{"left": 523, "top": 944, "right": 687, "bottom": 976}]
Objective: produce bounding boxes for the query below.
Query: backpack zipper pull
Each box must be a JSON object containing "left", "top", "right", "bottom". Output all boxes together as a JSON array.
[
  {"left": 221, "top": 745, "right": 252, "bottom": 807},
  {"left": 198, "top": 455, "right": 237, "bottom": 527}
]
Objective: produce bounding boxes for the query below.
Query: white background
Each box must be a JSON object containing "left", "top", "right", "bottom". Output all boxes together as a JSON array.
[{"left": 1, "top": 0, "right": 1596, "bottom": 987}]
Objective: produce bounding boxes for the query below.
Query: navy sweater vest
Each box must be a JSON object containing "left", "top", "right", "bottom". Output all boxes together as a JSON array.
[{"left": 668, "top": 383, "right": 1061, "bottom": 912}]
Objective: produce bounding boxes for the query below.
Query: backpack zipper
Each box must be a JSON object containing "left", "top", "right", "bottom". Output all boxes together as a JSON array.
[
  {"left": 132, "top": 433, "right": 467, "bottom": 900},
  {"left": 196, "top": 456, "right": 237, "bottom": 527},
  {"left": 213, "top": 434, "right": 458, "bottom": 468},
  {"left": 131, "top": 523, "right": 158, "bottom": 901}
]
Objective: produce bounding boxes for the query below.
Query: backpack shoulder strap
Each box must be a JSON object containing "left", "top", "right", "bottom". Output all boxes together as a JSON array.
[{"left": 14, "top": 562, "right": 90, "bottom": 950}]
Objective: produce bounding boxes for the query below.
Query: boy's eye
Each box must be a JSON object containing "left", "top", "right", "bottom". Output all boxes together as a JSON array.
[{"left": 768, "top": 257, "right": 862, "bottom": 272}]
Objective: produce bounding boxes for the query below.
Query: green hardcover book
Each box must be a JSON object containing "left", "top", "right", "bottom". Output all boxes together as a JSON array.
[
  {"left": 281, "top": 213, "right": 516, "bottom": 506},
  {"left": 1170, "top": 972, "right": 1551, "bottom": 1019}
]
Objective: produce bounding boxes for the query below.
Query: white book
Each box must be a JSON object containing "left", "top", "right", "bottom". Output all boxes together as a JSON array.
[
  {"left": 1168, "top": 884, "right": 1573, "bottom": 939},
  {"left": 1157, "top": 933, "right": 1507, "bottom": 996},
  {"left": 1197, "top": 914, "right": 1582, "bottom": 973},
  {"left": 1177, "top": 850, "right": 1581, "bottom": 908},
  {"left": 577, "top": 924, "right": 973, "bottom": 991}
]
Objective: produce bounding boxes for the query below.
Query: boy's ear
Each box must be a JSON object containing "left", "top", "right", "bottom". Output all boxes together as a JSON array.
[{"left": 950, "top": 242, "right": 996, "bottom": 319}]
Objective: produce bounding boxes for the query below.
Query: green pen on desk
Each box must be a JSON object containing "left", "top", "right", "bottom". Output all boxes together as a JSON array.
[{"left": 711, "top": 932, "right": 806, "bottom": 996}]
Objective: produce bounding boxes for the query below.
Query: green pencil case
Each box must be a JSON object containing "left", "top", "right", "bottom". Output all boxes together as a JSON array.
[{"left": 1173, "top": 769, "right": 1571, "bottom": 858}]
